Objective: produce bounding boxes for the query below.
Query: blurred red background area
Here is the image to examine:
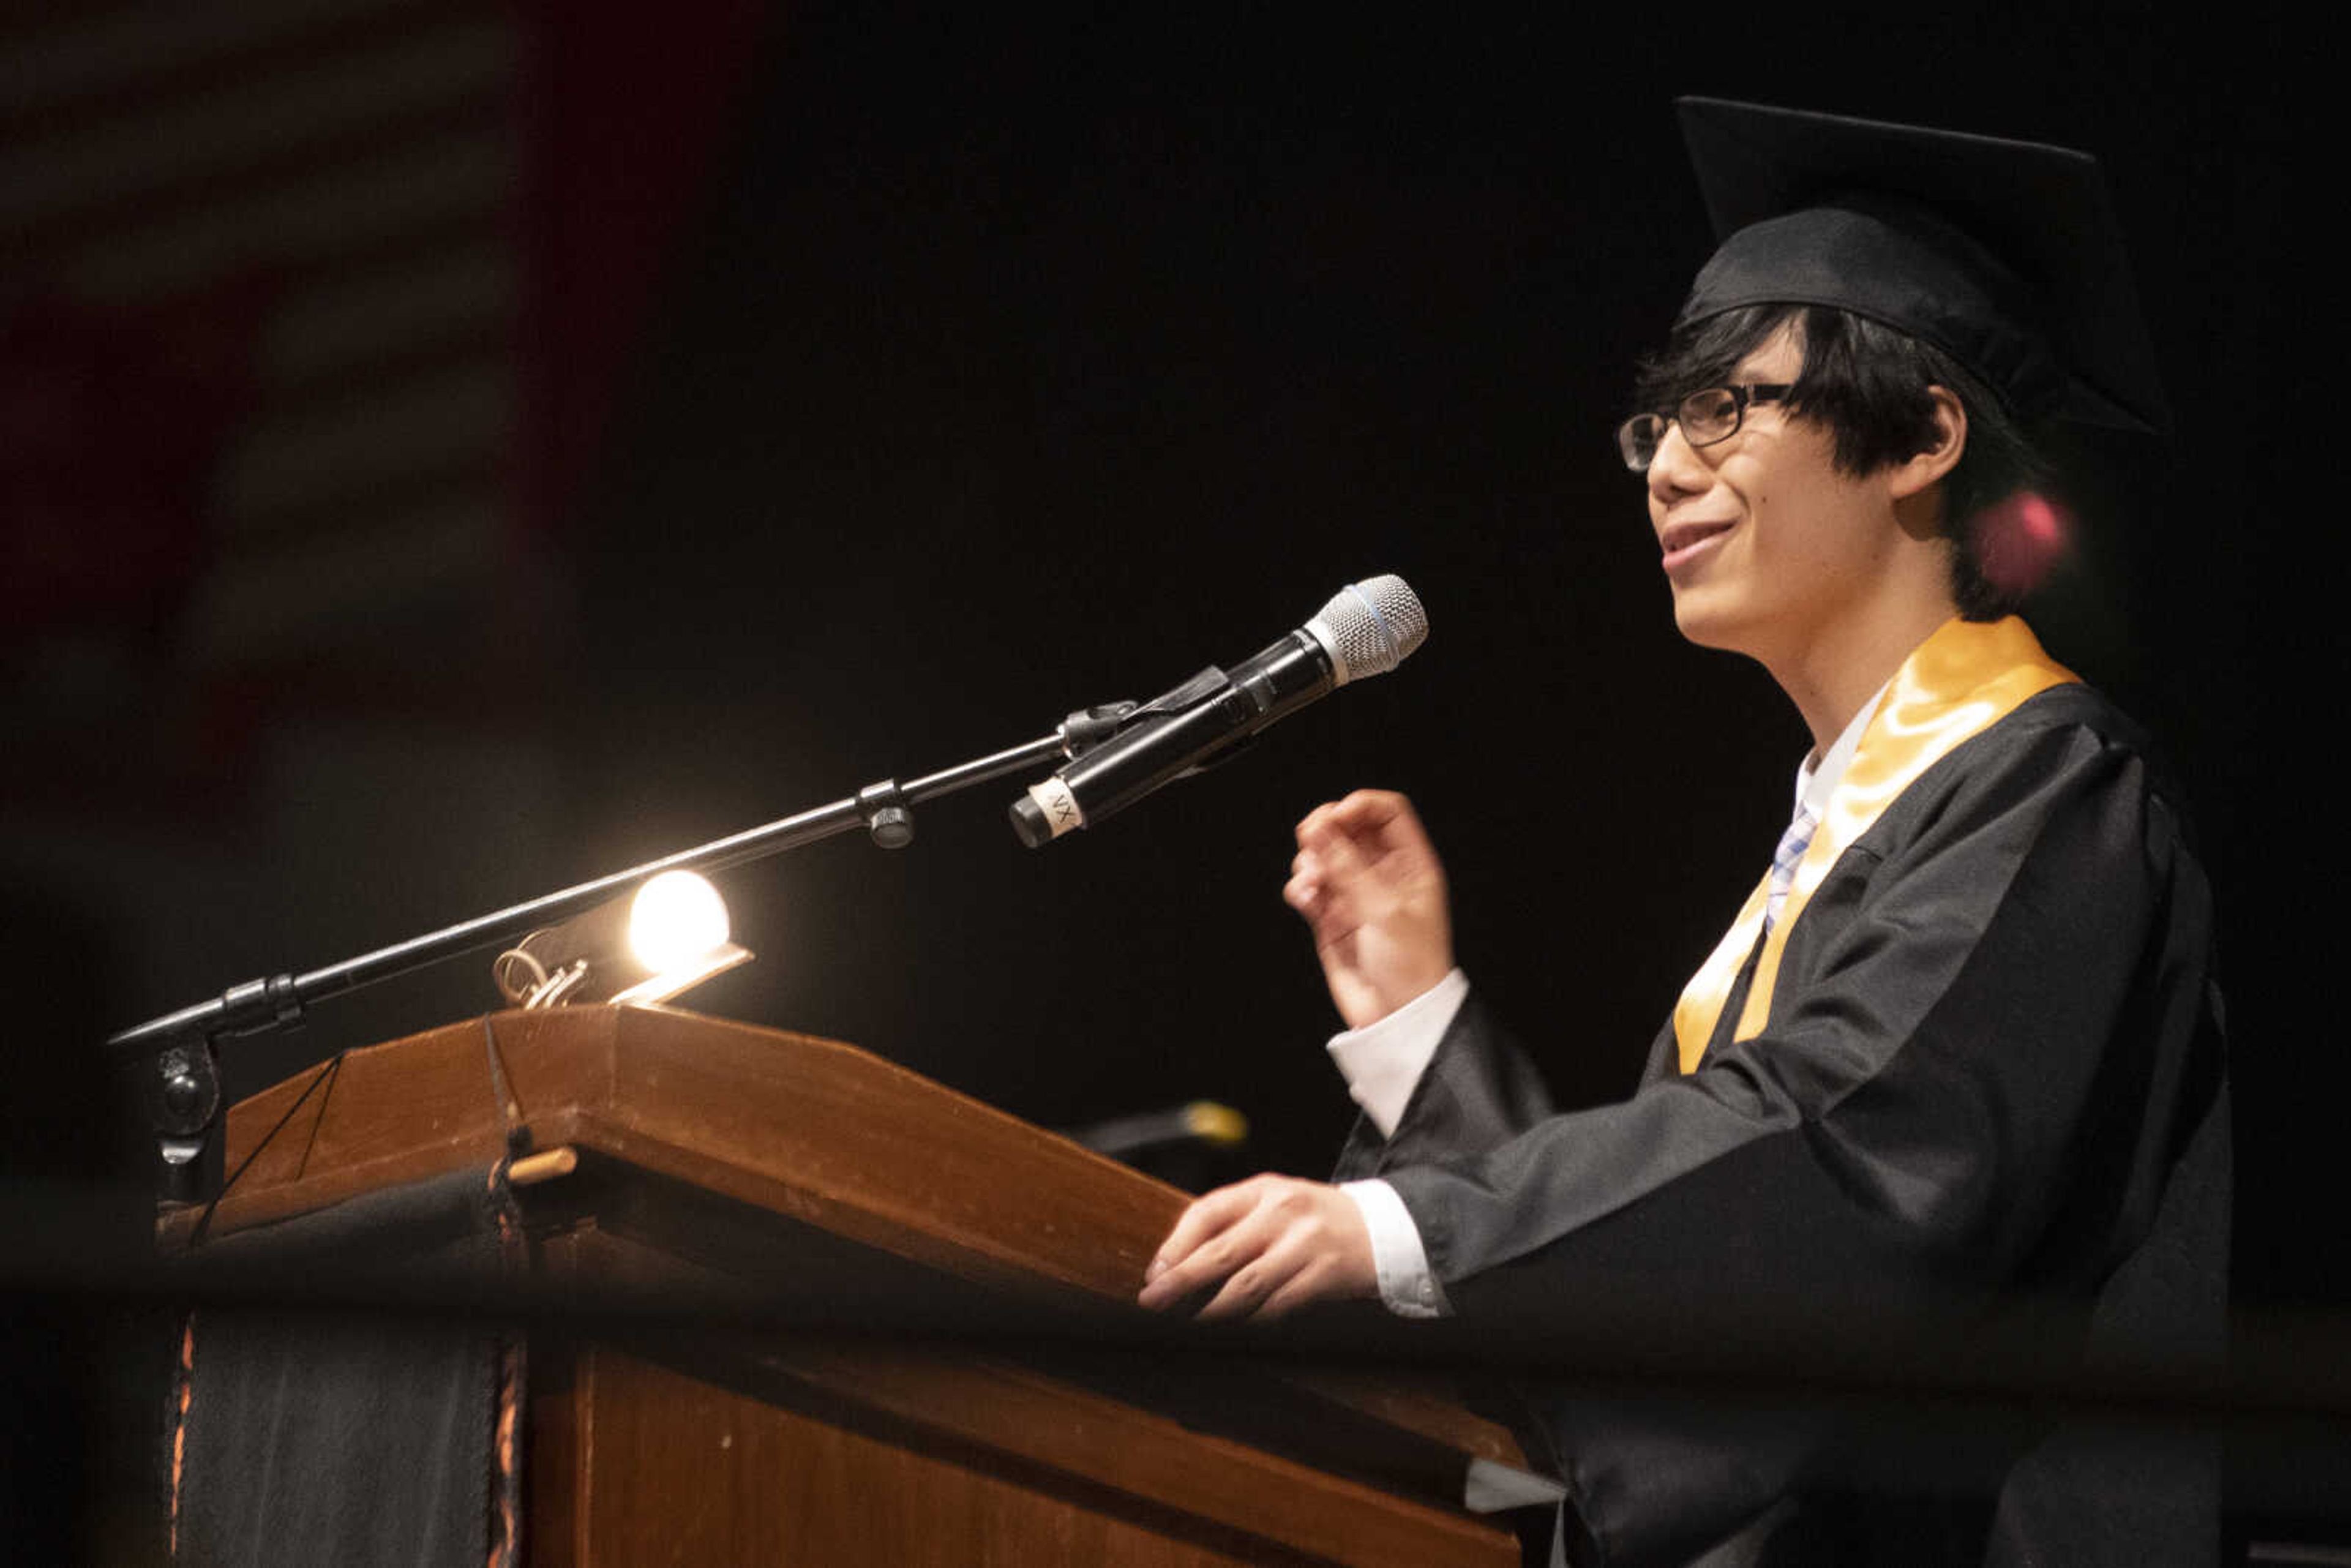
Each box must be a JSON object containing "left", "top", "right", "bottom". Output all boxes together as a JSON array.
[
  {"left": 1, "top": 1, "right": 771, "bottom": 808},
  {"left": 0, "top": 282, "right": 269, "bottom": 648}
]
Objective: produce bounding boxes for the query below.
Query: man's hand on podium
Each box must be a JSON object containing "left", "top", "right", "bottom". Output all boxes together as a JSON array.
[{"left": 1138, "top": 1174, "right": 1376, "bottom": 1321}]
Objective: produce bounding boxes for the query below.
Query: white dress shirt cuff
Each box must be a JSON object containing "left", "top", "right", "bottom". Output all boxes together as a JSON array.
[
  {"left": 1325, "top": 968, "right": 1470, "bottom": 1136},
  {"left": 1339, "top": 1178, "right": 1450, "bottom": 1318}
]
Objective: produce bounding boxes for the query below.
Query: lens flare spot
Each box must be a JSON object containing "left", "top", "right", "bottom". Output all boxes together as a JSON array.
[{"left": 1970, "top": 490, "right": 2074, "bottom": 599}]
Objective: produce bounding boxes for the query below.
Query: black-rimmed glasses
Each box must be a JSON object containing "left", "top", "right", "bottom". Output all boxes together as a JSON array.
[{"left": 1616, "top": 383, "right": 1794, "bottom": 472}]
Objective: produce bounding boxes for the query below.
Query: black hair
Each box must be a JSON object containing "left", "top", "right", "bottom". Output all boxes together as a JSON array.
[{"left": 1630, "top": 303, "right": 2049, "bottom": 620}]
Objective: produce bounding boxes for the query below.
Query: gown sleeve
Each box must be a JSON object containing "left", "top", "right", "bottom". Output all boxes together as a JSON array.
[
  {"left": 1362, "top": 712, "right": 2218, "bottom": 1565},
  {"left": 1330, "top": 989, "right": 1569, "bottom": 1181}
]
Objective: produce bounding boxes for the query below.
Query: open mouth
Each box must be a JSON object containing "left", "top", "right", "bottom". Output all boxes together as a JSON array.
[{"left": 1659, "top": 519, "right": 1735, "bottom": 569}]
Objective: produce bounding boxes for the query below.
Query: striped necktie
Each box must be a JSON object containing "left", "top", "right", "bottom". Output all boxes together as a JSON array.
[{"left": 1764, "top": 804, "right": 1818, "bottom": 932}]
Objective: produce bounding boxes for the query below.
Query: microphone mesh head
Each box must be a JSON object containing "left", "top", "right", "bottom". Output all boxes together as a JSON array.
[{"left": 1308, "top": 574, "right": 1428, "bottom": 685}]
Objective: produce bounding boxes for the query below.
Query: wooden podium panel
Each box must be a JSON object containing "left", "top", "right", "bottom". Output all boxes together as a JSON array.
[
  {"left": 527, "top": 1341, "right": 1518, "bottom": 1568},
  {"left": 183, "top": 1007, "right": 1526, "bottom": 1567},
  {"left": 541, "top": 1344, "right": 1279, "bottom": 1567}
]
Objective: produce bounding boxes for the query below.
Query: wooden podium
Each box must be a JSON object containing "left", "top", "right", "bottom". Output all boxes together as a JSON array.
[{"left": 179, "top": 1006, "right": 1529, "bottom": 1567}]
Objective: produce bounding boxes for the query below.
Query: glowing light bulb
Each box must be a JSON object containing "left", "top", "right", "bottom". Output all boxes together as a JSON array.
[{"left": 628, "top": 871, "right": 730, "bottom": 975}]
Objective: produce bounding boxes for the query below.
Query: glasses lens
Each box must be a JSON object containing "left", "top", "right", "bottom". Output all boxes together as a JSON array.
[
  {"left": 1618, "top": 414, "right": 1665, "bottom": 471},
  {"left": 1678, "top": 387, "right": 1741, "bottom": 446}
]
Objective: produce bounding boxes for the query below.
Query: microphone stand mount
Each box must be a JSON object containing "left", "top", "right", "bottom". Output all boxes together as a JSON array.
[{"left": 107, "top": 711, "right": 1136, "bottom": 1207}]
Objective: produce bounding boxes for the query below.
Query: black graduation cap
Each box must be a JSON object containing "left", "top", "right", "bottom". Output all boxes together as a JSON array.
[{"left": 1673, "top": 97, "right": 2169, "bottom": 435}]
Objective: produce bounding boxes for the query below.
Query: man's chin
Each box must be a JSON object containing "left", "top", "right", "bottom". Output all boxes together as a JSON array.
[{"left": 1669, "top": 592, "right": 1746, "bottom": 653}]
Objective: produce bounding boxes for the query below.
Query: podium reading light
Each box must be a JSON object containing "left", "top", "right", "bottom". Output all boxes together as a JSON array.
[{"left": 493, "top": 869, "right": 752, "bottom": 1009}]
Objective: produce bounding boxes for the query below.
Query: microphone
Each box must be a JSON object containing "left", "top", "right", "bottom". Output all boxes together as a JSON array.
[{"left": 1008, "top": 574, "right": 1428, "bottom": 847}]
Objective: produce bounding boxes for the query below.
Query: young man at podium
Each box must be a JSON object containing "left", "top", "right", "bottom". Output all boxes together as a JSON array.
[{"left": 1138, "top": 100, "right": 2230, "bottom": 1567}]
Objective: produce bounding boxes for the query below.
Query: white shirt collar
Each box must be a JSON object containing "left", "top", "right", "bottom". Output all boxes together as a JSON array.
[{"left": 1794, "top": 680, "right": 1892, "bottom": 818}]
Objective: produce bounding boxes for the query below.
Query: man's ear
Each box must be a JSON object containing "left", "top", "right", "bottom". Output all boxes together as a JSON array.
[{"left": 1887, "top": 386, "right": 1967, "bottom": 500}]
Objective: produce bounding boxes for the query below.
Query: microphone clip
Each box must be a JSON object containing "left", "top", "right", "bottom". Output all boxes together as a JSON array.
[{"left": 1058, "top": 665, "right": 1233, "bottom": 759}]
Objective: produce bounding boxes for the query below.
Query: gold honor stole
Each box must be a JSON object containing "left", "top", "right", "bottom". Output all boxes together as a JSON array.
[{"left": 1671, "top": 616, "right": 2079, "bottom": 1075}]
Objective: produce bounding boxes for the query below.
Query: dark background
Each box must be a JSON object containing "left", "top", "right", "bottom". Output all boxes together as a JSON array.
[
  {"left": 3, "top": 1, "right": 2331, "bottom": 1556},
  {"left": 570, "top": 2, "right": 2320, "bottom": 1292}
]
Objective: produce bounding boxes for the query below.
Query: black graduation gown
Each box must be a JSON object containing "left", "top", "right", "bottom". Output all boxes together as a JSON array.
[{"left": 1334, "top": 683, "right": 2231, "bottom": 1567}]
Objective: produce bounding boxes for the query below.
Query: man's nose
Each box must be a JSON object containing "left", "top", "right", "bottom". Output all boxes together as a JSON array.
[{"left": 1646, "top": 419, "right": 1710, "bottom": 503}]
